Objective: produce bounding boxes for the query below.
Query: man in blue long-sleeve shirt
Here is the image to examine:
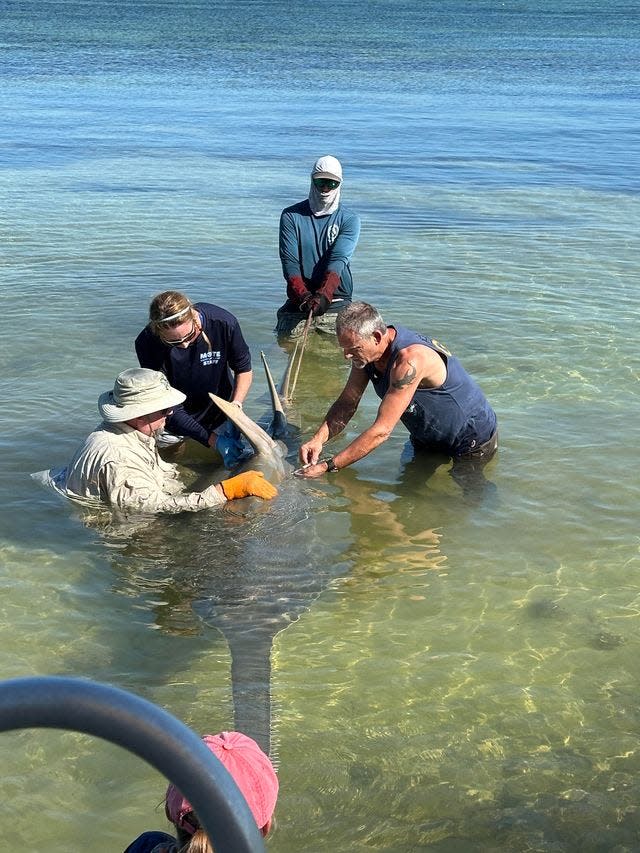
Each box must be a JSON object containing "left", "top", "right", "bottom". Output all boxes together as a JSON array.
[{"left": 276, "top": 155, "right": 361, "bottom": 339}]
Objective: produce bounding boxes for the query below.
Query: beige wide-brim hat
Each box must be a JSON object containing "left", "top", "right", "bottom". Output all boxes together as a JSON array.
[{"left": 98, "top": 368, "right": 186, "bottom": 423}]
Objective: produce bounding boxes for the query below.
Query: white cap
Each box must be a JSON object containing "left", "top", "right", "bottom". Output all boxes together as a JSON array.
[{"left": 311, "top": 155, "right": 342, "bottom": 183}]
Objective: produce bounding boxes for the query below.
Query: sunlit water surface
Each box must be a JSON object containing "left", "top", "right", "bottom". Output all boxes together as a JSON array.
[{"left": 1, "top": 1, "right": 639, "bottom": 850}]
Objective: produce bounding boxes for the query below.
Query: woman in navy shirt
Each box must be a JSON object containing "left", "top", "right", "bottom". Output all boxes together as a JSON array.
[{"left": 135, "top": 290, "right": 252, "bottom": 457}]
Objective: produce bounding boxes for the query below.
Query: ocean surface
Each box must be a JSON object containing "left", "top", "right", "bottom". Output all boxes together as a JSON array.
[{"left": 2, "top": 1, "right": 639, "bottom": 850}]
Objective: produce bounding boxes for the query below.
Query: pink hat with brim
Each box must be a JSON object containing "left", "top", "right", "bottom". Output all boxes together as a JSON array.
[{"left": 165, "top": 732, "right": 279, "bottom": 834}]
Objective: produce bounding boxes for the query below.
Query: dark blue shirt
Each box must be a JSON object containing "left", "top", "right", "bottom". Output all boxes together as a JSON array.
[
  {"left": 135, "top": 302, "right": 251, "bottom": 446},
  {"left": 123, "top": 830, "right": 177, "bottom": 852},
  {"left": 365, "top": 325, "right": 497, "bottom": 456}
]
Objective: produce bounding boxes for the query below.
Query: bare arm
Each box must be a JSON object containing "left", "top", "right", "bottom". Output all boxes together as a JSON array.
[
  {"left": 206, "top": 369, "right": 254, "bottom": 447},
  {"left": 300, "top": 344, "right": 445, "bottom": 477},
  {"left": 299, "top": 368, "right": 369, "bottom": 465},
  {"left": 231, "top": 369, "right": 253, "bottom": 406}
]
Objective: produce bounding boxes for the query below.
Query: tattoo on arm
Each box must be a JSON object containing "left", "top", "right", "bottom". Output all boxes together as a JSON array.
[{"left": 392, "top": 361, "right": 417, "bottom": 389}]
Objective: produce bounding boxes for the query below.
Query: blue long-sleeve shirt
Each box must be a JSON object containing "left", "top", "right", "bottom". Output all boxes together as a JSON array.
[
  {"left": 279, "top": 200, "right": 360, "bottom": 308},
  {"left": 135, "top": 302, "right": 251, "bottom": 446}
]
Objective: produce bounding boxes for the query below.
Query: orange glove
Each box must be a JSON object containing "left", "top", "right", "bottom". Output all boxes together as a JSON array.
[{"left": 220, "top": 471, "right": 278, "bottom": 501}]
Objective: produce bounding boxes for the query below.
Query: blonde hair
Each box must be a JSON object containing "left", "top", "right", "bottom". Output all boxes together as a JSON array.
[
  {"left": 179, "top": 828, "right": 214, "bottom": 853},
  {"left": 175, "top": 810, "right": 269, "bottom": 851},
  {"left": 175, "top": 811, "right": 213, "bottom": 853},
  {"left": 149, "top": 291, "right": 194, "bottom": 336}
]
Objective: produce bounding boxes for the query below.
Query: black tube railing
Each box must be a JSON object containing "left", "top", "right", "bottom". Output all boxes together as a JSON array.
[{"left": 0, "top": 676, "right": 265, "bottom": 853}]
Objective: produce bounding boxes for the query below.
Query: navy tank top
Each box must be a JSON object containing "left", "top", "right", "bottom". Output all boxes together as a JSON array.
[{"left": 365, "top": 325, "right": 496, "bottom": 456}]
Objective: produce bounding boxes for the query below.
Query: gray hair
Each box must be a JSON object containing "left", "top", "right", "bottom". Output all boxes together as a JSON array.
[{"left": 336, "top": 302, "right": 387, "bottom": 339}]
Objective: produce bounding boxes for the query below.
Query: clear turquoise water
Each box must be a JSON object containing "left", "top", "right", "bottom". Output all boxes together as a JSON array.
[{"left": 2, "top": 1, "right": 639, "bottom": 850}]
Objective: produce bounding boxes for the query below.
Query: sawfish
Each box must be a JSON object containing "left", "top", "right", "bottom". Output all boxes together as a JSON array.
[
  {"left": 172, "top": 349, "right": 350, "bottom": 757},
  {"left": 33, "top": 341, "right": 347, "bottom": 759}
]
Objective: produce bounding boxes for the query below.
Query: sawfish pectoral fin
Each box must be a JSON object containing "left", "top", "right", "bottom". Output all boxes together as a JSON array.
[{"left": 209, "top": 394, "right": 279, "bottom": 456}]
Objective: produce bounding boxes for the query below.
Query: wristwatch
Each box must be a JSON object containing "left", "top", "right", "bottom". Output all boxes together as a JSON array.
[{"left": 325, "top": 457, "right": 339, "bottom": 472}]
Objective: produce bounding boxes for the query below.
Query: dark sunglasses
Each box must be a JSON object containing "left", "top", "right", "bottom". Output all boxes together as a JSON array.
[
  {"left": 161, "top": 318, "right": 199, "bottom": 347},
  {"left": 313, "top": 177, "right": 340, "bottom": 191}
]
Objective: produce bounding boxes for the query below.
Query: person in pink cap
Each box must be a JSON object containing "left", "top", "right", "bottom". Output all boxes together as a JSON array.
[{"left": 123, "top": 731, "right": 279, "bottom": 853}]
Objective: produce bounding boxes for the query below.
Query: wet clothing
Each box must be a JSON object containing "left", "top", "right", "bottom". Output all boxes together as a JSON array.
[
  {"left": 60, "top": 421, "right": 225, "bottom": 513},
  {"left": 365, "top": 325, "right": 497, "bottom": 457},
  {"left": 123, "top": 831, "right": 177, "bottom": 853},
  {"left": 135, "top": 302, "right": 251, "bottom": 446},
  {"left": 278, "top": 200, "right": 360, "bottom": 315},
  {"left": 275, "top": 306, "right": 342, "bottom": 338}
]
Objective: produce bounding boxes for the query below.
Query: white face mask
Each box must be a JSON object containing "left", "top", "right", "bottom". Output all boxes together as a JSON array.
[{"left": 308, "top": 180, "right": 341, "bottom": 216}]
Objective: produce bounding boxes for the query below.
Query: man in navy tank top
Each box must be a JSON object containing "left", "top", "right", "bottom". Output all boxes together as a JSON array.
[{"left": 298, "top": 302, "right": 497, "bottom": 482}]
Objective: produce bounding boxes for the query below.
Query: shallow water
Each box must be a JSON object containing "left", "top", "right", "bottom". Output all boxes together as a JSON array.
[{"left": 2, "top": 1, "right": 639, "bottom": 850}]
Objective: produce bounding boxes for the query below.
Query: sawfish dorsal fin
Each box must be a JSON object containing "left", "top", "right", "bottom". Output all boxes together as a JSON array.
[
  {"left": 260, "top": 351, "right": 288, "bottom": 440},
  {"left": 278, "top": 339, "right": 299, "bottom": 404}
]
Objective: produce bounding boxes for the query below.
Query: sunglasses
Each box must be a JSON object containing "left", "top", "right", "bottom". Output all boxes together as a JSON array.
[
  {"left": 143, "top": 407, "right": 173, "bottom": 423},
  {"left": 161, "top": 318, "right": 199, "bottom": 347},
  {"left": 313, "top": 177, "right": 340, "bottom": 191}
]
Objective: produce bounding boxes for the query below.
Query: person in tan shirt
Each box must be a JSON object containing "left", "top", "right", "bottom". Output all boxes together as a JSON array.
[{"left": 57, "top": 368, "right": 276, "bottom": 514}]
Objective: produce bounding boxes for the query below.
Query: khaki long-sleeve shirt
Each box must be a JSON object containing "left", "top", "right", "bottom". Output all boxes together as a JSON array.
[{"left": 62, "top": 421, "right": 225, "bottom": 513}]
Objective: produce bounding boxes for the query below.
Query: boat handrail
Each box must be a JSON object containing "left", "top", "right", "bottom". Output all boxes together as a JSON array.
[{"left": 0, "top": 675, "right": 265, "bottom": 852}]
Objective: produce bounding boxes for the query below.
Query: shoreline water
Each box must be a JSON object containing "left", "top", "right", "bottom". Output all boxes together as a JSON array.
[{"left": 2, "top": 1, "right": 639, "bottom": 849}]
